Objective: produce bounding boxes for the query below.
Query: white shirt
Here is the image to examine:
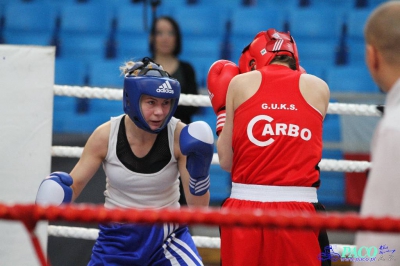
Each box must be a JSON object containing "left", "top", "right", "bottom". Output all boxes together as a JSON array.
[
  {"left": 354, "top": 78, "right": 400, "bottom": 265},
  {"left": 103, "top": 115, "right": 180, "bottom": 209}
]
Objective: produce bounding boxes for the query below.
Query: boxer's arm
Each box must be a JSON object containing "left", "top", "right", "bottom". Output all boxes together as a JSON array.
[
  {"left": 69, "top": 122, "right": 109, "bottom": 201},
  {"left": 176, "top": 122, "right": 212, "bottom": 207},
  {"left": 217, "top": 75, "right": 238, "bottom": 173},
  {"left": 299, "top": 74, "right": 330, "bottom": 118},
  {"left": 36, "top": 123, "right": 110, "bottom": 205},
  {"left": 180, "top": 121, "right": 214, "bottom": 195},
  {"left": 35, "top": 122, "right": 109, "bottom": 205}
]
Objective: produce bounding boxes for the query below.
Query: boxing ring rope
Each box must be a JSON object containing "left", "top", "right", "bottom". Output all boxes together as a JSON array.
[
  {"left": 53, "top": 84, "right": 378, "bottom": 172},
  {"left": 48, "top": 225, "right": 355, "bottom": 255},
  {"left": 47, "top": 225, "right": 221, "bottom": 249},
  {"left": 2, "top": 85, "right": 379, "bottom": 265},
  {"left": 54, "top": 85, "right": 383, "bottom": 116},
  {"left": 2, "top": 203, "right": 400, "bottom": 266},
  {"left": 51, "top": 146, "right": 371, "bottom": 172}
]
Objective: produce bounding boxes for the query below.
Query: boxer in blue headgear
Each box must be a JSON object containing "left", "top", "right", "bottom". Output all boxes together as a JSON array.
[
  {"left": 35, "top": 56, "right": 214, "bottom": 265},
  {"left": 123, "top": 57, "right": 181, "bottom": 133}
]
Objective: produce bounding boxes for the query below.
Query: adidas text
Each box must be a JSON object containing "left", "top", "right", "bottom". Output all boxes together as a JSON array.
[{"left": 157, "top": 81, "right": 174, "bottom": 94}]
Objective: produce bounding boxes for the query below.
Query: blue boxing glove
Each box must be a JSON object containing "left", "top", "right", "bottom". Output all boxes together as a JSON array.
[
  {"left": 180, "top": 121, "right": 214, "bottom": 196},
  {"left": 35, "top": 172, "right": 73, "bottom": 205}
]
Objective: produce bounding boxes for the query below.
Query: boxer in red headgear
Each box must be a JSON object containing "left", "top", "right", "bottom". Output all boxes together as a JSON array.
[
  {"left": 207, "top": 29, "right": 307, "bottom": 135},
  {"left": 208, "top": 28, "right": 331, "bottom": 266},
  {"left": 239, "top": 29, "right": 300, "bottom": 72}
]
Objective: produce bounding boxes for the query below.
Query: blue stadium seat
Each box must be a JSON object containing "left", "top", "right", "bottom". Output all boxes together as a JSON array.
[
  {"left": 114, "top": 4, "right": 150, "bottom": 35},
  {"left": 230, "top": 35, "right": 251, "bottom": 64},
  {"left": 231, "top": 5, "right": 286, "bottom": 63},
  {"left": 287, "top": 7, "right": 344, "bottom": 39},
  {"left": 231, "top": 7, "right": 286, "bottom": 39},
  {"left": 157, "top": 0, "right": 187, "bottom": 10},
  {"left": 230, "top": 5, "right": 286, "bottom": 63},
  {"left": 55, "top": 58, "right": 87, "bottom": 85},
  {"left": 115, "top": 32, "right": 150, "bottom": 61},
  {"left": 55, "top": 111, "right": 108, "bottom": 134},
  {"left": 185, "top": 55, "right": 217, "bottom": 88},
  {"left": 367, "top": 0, "right": 387, "bottom": 8},
  {"left": 90, "top": 98, "right": 123, "bottom": 121},
  {"left": 172, "top": 5, "right": 227, "bottom": 38},
  {"left": 3, "top": 2, "right": 56, "bottom": 33},
  {"left": 57, "top": 2, "right": 114, "bottom": 61},
  {"left": 347, "top": 38, "right": 365, "bottom": 66},
  {"left": 325, "top": 65, "right": 379, "bottom": 93},
  {"left": 305, "top": 0, "right": 355, "bottom": 10},
  {"left": 189, "top": 0, "right": 242, "bottom": 6},
  {"left": 181, "top": 37, "right": 221, "bottom": 63},
  {"left": 88, "top": 59, "right": 124, "bottom": 88},
  {"left": 345, "top": 9, "right": 372, "bottom": 41},
  {"left": 113, "top": 5, "right": 150, "bottom": 59},
  {"left": 43, "top": 0, "right": 90, "bottom": 14},
  {"left": 323, "top": 114, "right": 342, "bottom": 142},
  {"left": 3, "top": 2, "right": 57, "bottom": 45},
  {"left": 342, "top": 9, "right": 371, "bottom": 66},
  {"left": 298, "top": 61, "right": 326, "bottom": 80},
  {"left": 86, "top": 58, "right": 126, "bottom": 124},
  {"left": 59, "top": 2, "right": 113, "bottom": 35},
  {"left": 54, "top": 60, "right": 123, "bottom": 134},
  {"left": 53, "top": 58, "right": 90, "bottom": 133},
  {"left": 230, "top": 7, "right": 286, "bottom": 62},
  {"left": 53, "top": 96, "right": 76, "bottom": 113},
  {"left": 59, "top": 33, "right": 109, "bottom": 61},
  {"left": 0, "top": 0, "right": 12, "bottom": 7},
  {"left": 296, "top": 39, "right": 338, "bottom": 68},
  {"left": 3, "top": 32, "right": 53, "bottom": 46}
]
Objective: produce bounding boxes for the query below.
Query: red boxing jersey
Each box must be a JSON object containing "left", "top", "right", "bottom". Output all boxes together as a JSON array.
[{"left": 232, "top": 64, "right": 323, "bottom": 187}]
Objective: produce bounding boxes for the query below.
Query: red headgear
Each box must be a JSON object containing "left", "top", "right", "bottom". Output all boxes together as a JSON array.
[{"left": 238, "top": 29, "right": 300, "bottom": 73}]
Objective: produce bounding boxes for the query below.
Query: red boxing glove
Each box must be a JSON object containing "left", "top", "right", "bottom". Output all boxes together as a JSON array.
[{"left": 207, "top": 60, "right": 240, "bottom": 135}]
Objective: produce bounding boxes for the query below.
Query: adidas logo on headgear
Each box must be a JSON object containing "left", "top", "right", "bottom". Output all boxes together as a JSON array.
[{"left": 156, "top": 80, "right": 174, "bottom": 94}]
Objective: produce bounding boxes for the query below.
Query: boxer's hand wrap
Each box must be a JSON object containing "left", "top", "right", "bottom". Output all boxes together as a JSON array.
[
  {"left": 35, "top": 171, "right": 73, "bottom": 205},
  {"left": 180, "top": 121, "right": 214, "bottom": 196}
]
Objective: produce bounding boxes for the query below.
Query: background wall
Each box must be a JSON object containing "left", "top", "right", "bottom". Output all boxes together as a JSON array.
[{"left": 0, "top": 44, "right": 55, "bottom": 266}]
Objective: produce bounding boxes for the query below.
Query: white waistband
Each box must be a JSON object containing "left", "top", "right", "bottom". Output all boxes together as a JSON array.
[{"left": 230, "top": 182, "right": 318, "bottom": 203}]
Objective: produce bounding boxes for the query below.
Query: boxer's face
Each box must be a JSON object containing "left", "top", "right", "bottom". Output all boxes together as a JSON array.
[{"left": 140, "top": 95, "right": 172, "bottom": 130}]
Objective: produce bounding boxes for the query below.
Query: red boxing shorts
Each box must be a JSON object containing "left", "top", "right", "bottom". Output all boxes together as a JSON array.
[{"left": 220, "top": 197, "right": 330, "bottom": 265}]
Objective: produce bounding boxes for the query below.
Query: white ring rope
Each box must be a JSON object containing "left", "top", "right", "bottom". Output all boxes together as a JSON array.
[
  {"left": 48, "top": 225, "right": 221, "bottom": 248},
  {"left": 47, "top": 225, "right": 352, "bottom": 254},
  {"left": 51, "top": 146, "right": 371, "bottom": 172},
  {"left": 52, "top": 85, "right": 378, "bottom": 172},
  {"left": 54, "top": 85, "right": 382, "bottom": 116}
]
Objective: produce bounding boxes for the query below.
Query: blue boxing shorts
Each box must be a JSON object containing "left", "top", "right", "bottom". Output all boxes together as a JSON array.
[{"left": 88, "top": 222, "right": 203, "bottom": 266}]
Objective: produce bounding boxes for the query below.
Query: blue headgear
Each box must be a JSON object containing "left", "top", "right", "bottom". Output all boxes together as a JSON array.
[{"left": 123, "top": 57, "right": 181, "bottom": 134}]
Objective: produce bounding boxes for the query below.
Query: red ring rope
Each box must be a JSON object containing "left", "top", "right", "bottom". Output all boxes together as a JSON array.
[
  {"left": 2, "top": 203, "right": 400, "bottom": 266},
  {"left": 1, "top": 203, "right": 400, "bottom": 233}
]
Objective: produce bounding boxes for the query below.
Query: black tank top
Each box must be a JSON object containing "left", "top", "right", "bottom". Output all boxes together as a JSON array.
[{"left": 116, "top": 115, "right": 171, "bottom": 174}]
